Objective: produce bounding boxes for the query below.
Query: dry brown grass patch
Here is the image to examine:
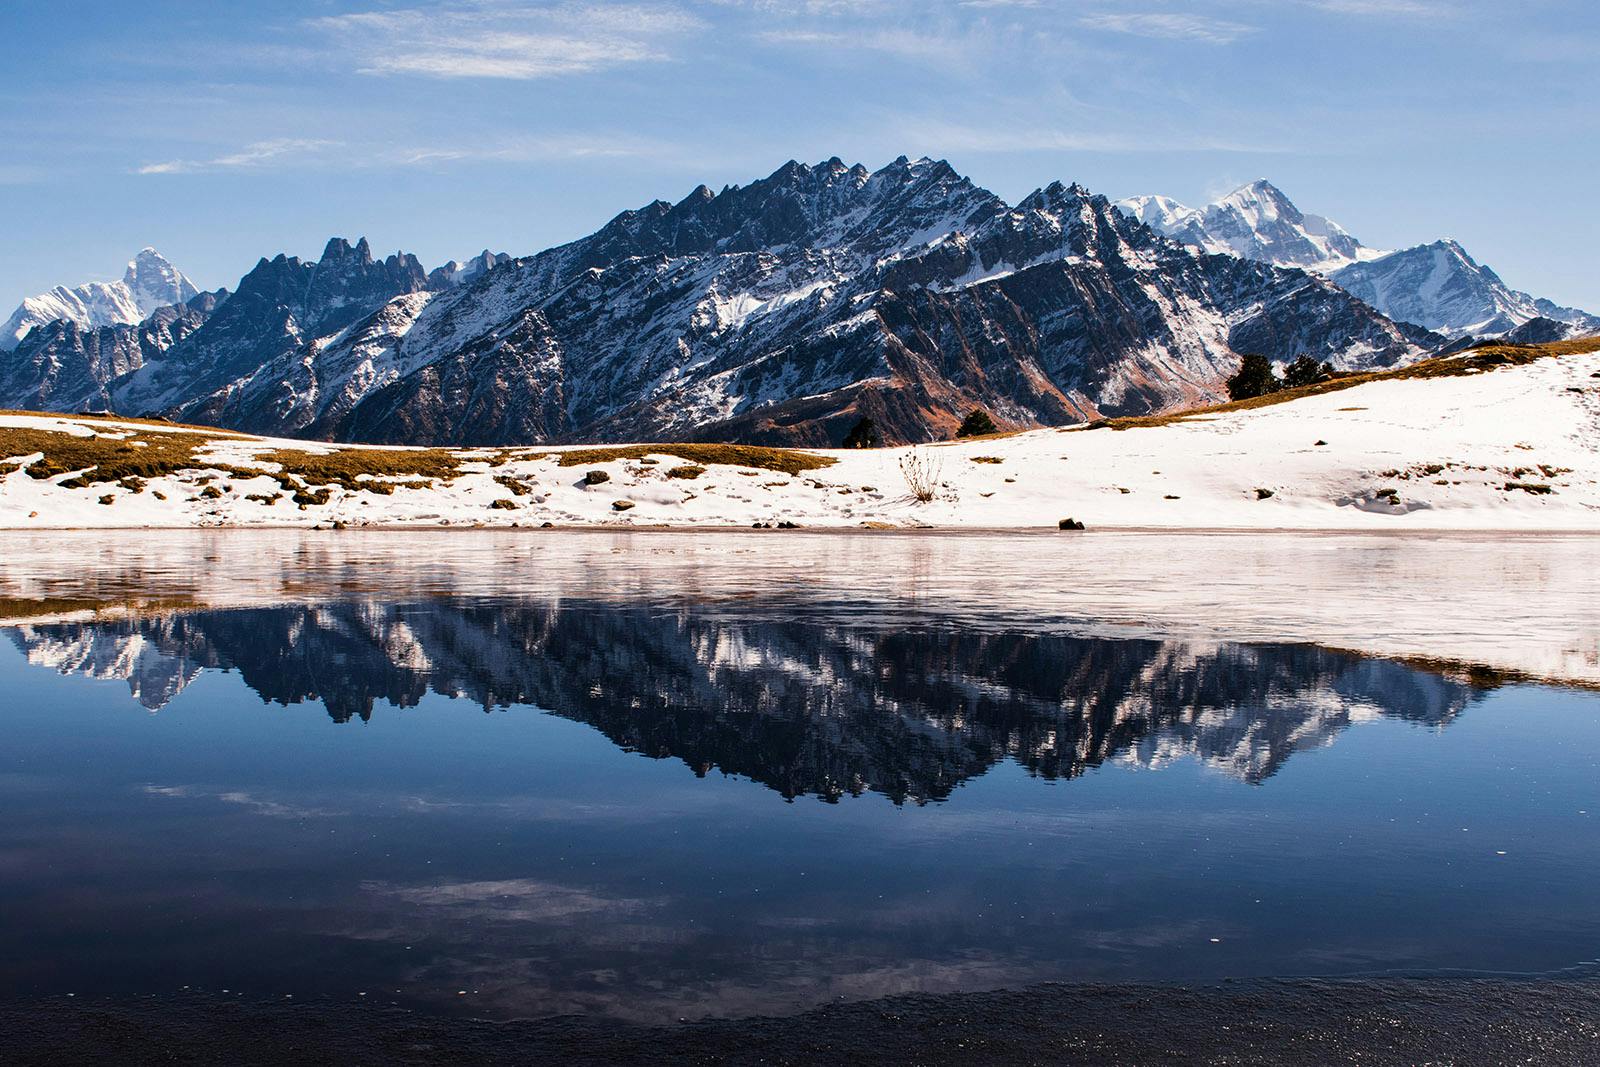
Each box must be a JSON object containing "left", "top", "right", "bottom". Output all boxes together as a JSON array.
[
  {"left": 0, "top": 424, "right": 477, "bottom": 502},
  {"left": 255, "top": 447, "right": 467, "bottom": 488},
  {"left": 1, "top": 426, "right": 215, "bottom": 484},
  {"left": 557, "top": 443, "right": 835, "bottom": 476}
]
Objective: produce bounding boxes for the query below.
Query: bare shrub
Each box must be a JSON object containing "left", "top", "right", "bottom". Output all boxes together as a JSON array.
[{"left": 899, "top": 446, "right": 942, "bottom": 503}]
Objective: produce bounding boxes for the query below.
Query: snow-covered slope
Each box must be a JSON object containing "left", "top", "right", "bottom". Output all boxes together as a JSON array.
[
  {"left": 426, "top": 250, "right": 512, "bottom": 288},
  {"left": 4, "top": 339, "right": 1596, "bottom": 532},
  {"left": 1117, "top": 181, "right": 1380, "bottom": 272},
  {"left": 1, "top": 249, "right": 199, "bottom": 351},
  {"left": 1118, "top": 182, "right": 1599, "bottom": 340},
  {"left": 1331, "top": 240, "right": 1600, "bottom": 339}
]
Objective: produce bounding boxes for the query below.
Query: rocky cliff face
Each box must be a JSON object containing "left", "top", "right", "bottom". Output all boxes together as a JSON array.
[
  {"left": 2, "top": 159, "right": 1440, "bottom": 445},
  {"left": 0, "top": 291, "right": 224, "bottom": 413}
]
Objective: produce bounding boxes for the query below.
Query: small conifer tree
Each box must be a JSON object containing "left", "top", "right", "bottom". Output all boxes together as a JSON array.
[
  {"left": 955, "top": 408, "right": 998, "bottom": 438},
  {"left": 1225, "top": 353, "right": 1281, "bottom": 401},
  {"left": 842, "top": 416, "right": 882, "bottom": 448},
  {"left": 1281, "top": 354, "right": 1334, "bottom": 389}
]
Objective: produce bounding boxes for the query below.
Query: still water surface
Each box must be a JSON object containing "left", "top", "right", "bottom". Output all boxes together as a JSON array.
[{"left": 0, "top": 530, "right": 1597, "bottom": 1023}]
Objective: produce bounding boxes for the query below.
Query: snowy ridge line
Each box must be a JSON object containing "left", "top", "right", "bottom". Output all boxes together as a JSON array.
[{"left": 2, "top": 337, "right": 1598, "bottom": 532}]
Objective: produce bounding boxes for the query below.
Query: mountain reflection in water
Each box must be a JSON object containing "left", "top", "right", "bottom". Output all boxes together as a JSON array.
[{"left": 9, "top": 600, "right": 1476, "bottom": 800}]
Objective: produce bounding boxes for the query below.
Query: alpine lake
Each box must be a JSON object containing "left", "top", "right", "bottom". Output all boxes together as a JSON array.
[{"left": 1, "top": 528, "right": 1597, "bottom": 1037}]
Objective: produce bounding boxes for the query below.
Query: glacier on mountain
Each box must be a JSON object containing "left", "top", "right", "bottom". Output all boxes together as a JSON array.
[
  {"left": 1117, "top": 181, "right": 1598, "bottom": 340},
  {"left": 1, "top": 249, "right": 199, "bottom": 351},
  {"left": 1330, "top": 240, "right": 1600, "bottom": 339},
  {"left": 1117, "top": 180, "right": 1381, "bottom": 272}
]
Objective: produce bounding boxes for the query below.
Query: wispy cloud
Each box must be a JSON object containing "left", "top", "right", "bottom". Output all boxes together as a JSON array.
[
  {"left": 313, "top": 3, "right": 701, "bottom": 80},
  {"left": 1079, "top": 13, "right": 1258, "bottom": 45},
  {"left": 138, "top": 138, "right": 341, "bottom": 175},
  {"left": 708, "top": 1, "right": 900, "bottom": 12},
  {"left": 392, "top": 133, "right": 667, "bottom": 165},
  {"left": 139, "top": 133, "right": 665, "bottom": 176},
  {"left": 1304, "top": 0, "right": 1452, "bottom": 15},
  {"left": 756, "top": 27, "right": 967, "bottom": 61}
]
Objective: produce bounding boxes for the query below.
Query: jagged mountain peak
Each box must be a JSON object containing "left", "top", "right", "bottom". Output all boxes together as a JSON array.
[
  {"left": 428, "top": 249, "right": 511, "bottom": 288},
  {"left": 319, "top": 236, "right": 372, "bottom": 263},
  {"left": 1214, "top": 180, "right": 1312, "bottom": 230},
  {"left": 2, "top": 248, "right": 200, "bottom": 351},
  {"left": 551, "top": 157, "right": 996, "bottom": 277},
  {"left": 1106, "top": 179, "right": 1598, "bottom": 341},
  {"left": 1009, "top": 181, "right": 1146, "bottom": 258},
  {"left": 123, "top": 246, "right": 187, "bottom": 283},
  {"left": 1331, "top": 239, "right": 1599, "bottom": 339},
  {"left": 9, "top": 157, "right": 1439, "bottom": 448},
  {"left": 101, "top": 236, "right": 433, "bottom": 419},
  {"left": 1115, "top": 180, "right": 1374, "bottom": 271},
  {"left": 1222, "top": 178, "right": 1292, "bottom": 204},
  {"left": 741, "top": 155, "right": 961, "bottom": 212},
  {"left": 1019, "top": 180, "right": 1100, "bottom": 211},
  {"left": 123, "top": 248, "right": 199, "bottom": 317}
]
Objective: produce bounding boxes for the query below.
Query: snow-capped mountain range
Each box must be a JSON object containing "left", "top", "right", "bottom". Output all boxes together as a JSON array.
[
  {"left": 1117, "top": 181, "right": 1380, "bottom": 272},
  {"left": 0, "top": 158, "right": 1440, "bottom": 445},
  {"left": 1117, "top": 181, "right": 1599, "bottom": 339},
  {"left": 1329, "top": 240, "right": 1600, "bottom": 339},
  {"left": 1, "top": 248, "right": 199, "bottom": 351}
]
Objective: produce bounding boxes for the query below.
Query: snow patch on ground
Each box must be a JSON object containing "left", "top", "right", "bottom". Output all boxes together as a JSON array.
[{"left": 3, "top": 351, "right": 1598, "bottom": 531}]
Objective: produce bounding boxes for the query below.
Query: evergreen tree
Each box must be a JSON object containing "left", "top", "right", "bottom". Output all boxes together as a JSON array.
[
  {"left": 1281, "top": 354, "right": 1334, "bottom": 389},
  {"left": 955, "top": 408, "right": 998, "bottom": 438},
  {"left": 842, "top": 416, "right": 883, "bottom": 448},
  {"left": 1225, "top": 353, "right": 1281, "bottom": 401}
]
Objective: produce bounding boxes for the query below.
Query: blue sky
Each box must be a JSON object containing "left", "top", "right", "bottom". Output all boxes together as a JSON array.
[{"left": 2, "top": 0, "right": 1596, "bottom": 309}]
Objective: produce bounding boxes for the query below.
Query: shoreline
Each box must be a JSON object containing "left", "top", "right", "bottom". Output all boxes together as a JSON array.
[
  {"left": 3, "top": 527, "right": 1599, "bottom": 693},
  {"left": 6, "top": 521, "right": 1600, "bottom": 535}
]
